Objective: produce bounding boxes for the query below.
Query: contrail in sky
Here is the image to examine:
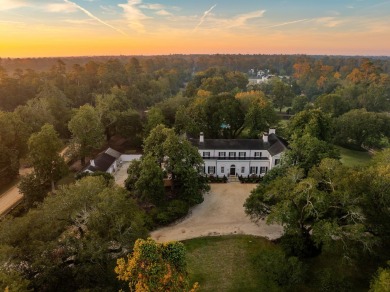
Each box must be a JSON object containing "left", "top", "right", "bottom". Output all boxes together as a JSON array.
[
  {"left": 64, "top": 0, "right": 128, "bottom": 36},
  {"left": 264, "top": 18, "right": 310, "bottom": 28},
  {"left": 194, "top": 4, "right": 217, "bottom": 31}
]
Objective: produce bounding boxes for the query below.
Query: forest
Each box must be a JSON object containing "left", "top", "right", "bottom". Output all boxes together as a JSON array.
[{"left": 0, "top": 54, "right": 390, "bottom": 291}]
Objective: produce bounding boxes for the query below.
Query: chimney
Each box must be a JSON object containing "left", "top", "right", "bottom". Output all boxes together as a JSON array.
[
  {"left": 200, "top": 132, "right": 204, "bottom": 143},
  {"left": 90, "top": 159, "right": 95, "bottom": 166},
  {"left": 262, "top": 132, "right": 268, "bottom": 143},
  {"left": 269, "top": 128, "right": 276, "bottom": 135}
]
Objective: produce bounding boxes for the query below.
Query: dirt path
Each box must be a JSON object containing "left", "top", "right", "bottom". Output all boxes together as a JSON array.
[
  {"left": 151, "top": 183, "right": 283, "bottom": 243},
  {"left": 0, "top": 167, "right": 32, "bottom": 216}
]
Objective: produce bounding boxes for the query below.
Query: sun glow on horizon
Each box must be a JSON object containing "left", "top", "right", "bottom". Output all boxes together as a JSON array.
[{"left": 1, "top": 0, "right": 390, "bottom": 58}]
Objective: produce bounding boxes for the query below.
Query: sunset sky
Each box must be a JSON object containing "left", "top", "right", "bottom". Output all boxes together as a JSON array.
[{"left": 1, "top": 0, "right": 390, "bottom": 57}]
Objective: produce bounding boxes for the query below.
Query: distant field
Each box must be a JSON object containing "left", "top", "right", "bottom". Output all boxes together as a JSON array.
[
  {"left": 337, "top": 146, "right": 372, "bottom": 167},
  {"left": 184, "top": 235, "right": 373, "bottom": 292}
]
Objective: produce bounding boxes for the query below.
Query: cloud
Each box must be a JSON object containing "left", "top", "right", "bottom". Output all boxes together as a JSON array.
[
  {"left": 100, "top": 5, "right": 117, "bottom": 15},
  {"left": 227, "top": 10, "right": 265, "bottom": 28},
  {"left": 63, "top": 0, "right": 128, "bottom": 35},
  {"left": 315, "top": 17, "right": 343, "bottom": 28},
  {"left": 118, "top": 0, "right": 150, "bottom": 32},
  {"left": 155, "top": 9, "right": 172, "bottom": 16},
  {"left": 0, "top": 0, "right": 28, "bottom": 10},
  {"left": 46, "top": 3, "right": 78, "bottom": 13},
  {"left": 139, "top": 3, "right": 164, "bottom": 10},
  {"left": 193, "top": 4, "right": 217, "bottom": 31}
]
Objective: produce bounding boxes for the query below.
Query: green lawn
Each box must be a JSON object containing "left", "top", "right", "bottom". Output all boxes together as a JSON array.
[
  {"left": 336, "top": 146, "right": 372, "bottom": 167},
  {"left": 183, "top": 235, "right": 374, "bottom": 292},
  {"left": 184, "top": 235, "right": 277, "bottom": 292}
]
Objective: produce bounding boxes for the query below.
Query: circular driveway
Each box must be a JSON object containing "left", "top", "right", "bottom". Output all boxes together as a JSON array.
[{"left": 151, "top": 183, "right": 283, "bottom": 242}]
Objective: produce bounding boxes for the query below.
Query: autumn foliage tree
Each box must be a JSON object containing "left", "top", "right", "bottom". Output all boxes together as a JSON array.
[{"left": 115, "top": 238, "right": 198, "bottom": 292}]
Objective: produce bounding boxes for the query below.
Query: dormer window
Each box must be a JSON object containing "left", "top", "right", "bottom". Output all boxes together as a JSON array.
[{"left": 203, "top": 152, "right": 210, "bottom": 158}]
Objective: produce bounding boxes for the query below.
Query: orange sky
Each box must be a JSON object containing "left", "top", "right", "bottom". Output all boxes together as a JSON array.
[{"left": 1, "top": 0, "right": 390, "bottom": 57}]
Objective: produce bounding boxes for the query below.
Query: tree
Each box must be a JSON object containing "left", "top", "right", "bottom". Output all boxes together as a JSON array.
[
  {"left": 144, "top": 107, "right": 166, "bottom": 135},
  {"left": 141, "top": 125, "right": 209, "bottom": 204},
  {"left": 270, "top": 78, "right": 294, "bottom": 112},
  {"left": 286, "top": 134, "right": 340, "bottom": 173},
  {"left": 28, "top": 124, "right": 67, "bottom": 191},
  {"left": 35, "top": 83, "right": 71, "bottom": 137},
  {"left": 335, "top": 109, "right": 390, "bottom": 148},
  {"left": 245, "top": 159, "right": 372, "bottom": 258},
  {"left": 288, "top": 109, "right": 333, "bottom": 142},
  {"left": 68, "top": 105, "right": 105, "bottom": 165},
  {"left": 135, "top": 154, "right": 165, "bottom": 204},
  {"left": 369, "top": 261, "right": 390, "bottom": 292},
  {"left": 0, "top": 111, "right": 29, "bottom": 185},
  {"left": 315, "top": 93, "right": 350, "bottom": 117},
  {"left": 19, "top": 172, "right": 49, "bottom": 209},
  {"left": 0, "top": 176, "right": 148, "bottom": 291},
  {"left": 115, "top": 238, "right": 198, "bottom": 292}
]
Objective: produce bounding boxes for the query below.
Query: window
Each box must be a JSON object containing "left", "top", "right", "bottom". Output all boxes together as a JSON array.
[
  {"left": 254, "top": 152, "right": 262, "bottom": 158},
  {"left": 250, "top": 166, "right": 258, "bottom": 174},
  {"left": 221, "top": 166, "right": 224, "bottom": 173},
  {"left": 219, "top": 152, "right": 226, "bottom": 157},
  {"left": 275, "top": 159, "right": 281, "bottom": 165},
  {"left": 229, "top": 152, "right": 236, "bottom": 158},
  {"left": 241, "top": 166, "right": 245, "bottom": 173},
  {"left": 239, "top": 152, "right": 246, "bottom": 159},
  {"left": 260, "top": 167, "right": 267, "bottom": 174},
  {"left": 203, "top": 152, "right": 210, "bottom": 158},
  {"left": 208, "top": 166, "right": 215, "bottom": 174}
]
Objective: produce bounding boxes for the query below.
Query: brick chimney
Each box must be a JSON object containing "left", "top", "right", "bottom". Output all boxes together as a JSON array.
[
  {"left": 200, "top": 132, "right": 204, "bottom": 143},
  {"left": 269, "top": 128, "right": 276, "bottom": 135}
]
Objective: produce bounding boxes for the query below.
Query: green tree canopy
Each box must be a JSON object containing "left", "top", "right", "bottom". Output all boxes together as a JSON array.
[
  {"left": 68, "top": 104, "right": 105, "bottom": 165},
  {"left": 28, "top": 124, "right": 67, "bottom": 190}
]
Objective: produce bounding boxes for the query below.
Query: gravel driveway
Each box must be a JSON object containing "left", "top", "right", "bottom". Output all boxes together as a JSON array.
[{"left": 151, "top": 183, "right": 283, "bottom": 242}]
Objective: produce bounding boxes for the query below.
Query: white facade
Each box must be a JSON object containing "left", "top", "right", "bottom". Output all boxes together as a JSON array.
[{"left": 192, "top": 130, "right": 285, "bottom": 177}]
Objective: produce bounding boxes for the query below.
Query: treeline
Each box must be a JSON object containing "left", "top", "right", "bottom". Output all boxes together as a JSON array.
[
  {"left": 0, "top": 57, "right": 190, "bottom": 188},
  {"left": 3, "top": 54, "right": 390, "bottom": 77}
]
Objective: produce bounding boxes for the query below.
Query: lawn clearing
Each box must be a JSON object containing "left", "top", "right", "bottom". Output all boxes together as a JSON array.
[
  {"left": 337, "top": 146, "right": 372, "bottom": 167},
  {"left": 183, "top": 235, "right": 374, "bottom": 292},
  {"left": 184, "top": 235, "right": 277, "bottom": 292}
]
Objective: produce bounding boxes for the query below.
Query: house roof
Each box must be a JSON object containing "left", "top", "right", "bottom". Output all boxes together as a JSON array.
[
  {"left": 92, "top": 153, "right": 117, "bottom": 172},
  {"left": 189, "top": 133, "right": 288, "bottom": 155}
]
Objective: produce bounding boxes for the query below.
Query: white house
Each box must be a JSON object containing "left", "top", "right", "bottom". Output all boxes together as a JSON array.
[
  {"left": 189, "top": 129, "right": 287, "bottom": 177},
  {"left": 82, "top": 148, "right": 141, "bottom": 174}
]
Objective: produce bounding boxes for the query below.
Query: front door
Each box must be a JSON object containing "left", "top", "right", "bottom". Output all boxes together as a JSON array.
[{"left": 230, "top": 165, "right": 236, "bottom": 176}]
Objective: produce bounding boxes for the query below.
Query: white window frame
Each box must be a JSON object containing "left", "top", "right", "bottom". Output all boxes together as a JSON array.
[
  {"left": 254, "top": 152, "right": 262, "bottom": 157},
  {"left": 241, "top": 166, "right": 245, "bottom": 173},
  {"left": 219, "top": 152, "right": 226, "bottom": 157},
  {"left": 208, "top": 166, "right": 215, "bottom": 174},
  {"left": 221, "top": 166, "right": 224, "bottom": 173},
  {"left": 239, "top": 152, "right": 246, "bottom": 158},
  {"left": 229, "top": 152, "right": 236, "bottom": 158},
  {"left": 203, "top": 152, "right": 210, "bottom": 158}
]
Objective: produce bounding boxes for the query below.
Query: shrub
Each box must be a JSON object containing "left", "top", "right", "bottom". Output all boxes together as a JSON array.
[
  {"left": 75, "top": 171, "right": 114, "bottom": 185},
  {"left": 316, "top": 268, "right": 352, "bottom": 292},
  {"left": 239, "top": 175, "right": 262, "bottom": 183},
  {"left": 253, "top": 249, "right": 306, "bottom": 288},
  {"left": 154, "top": 200, "right": 190, "bottom": 226}
]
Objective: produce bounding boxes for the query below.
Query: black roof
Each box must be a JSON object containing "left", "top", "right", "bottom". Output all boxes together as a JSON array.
[
  {"left": 189, "top": 133, "right": 287, "bottom": 156},
  {"left": 92, "top": 153, "right": 116, "bottom": 172}
]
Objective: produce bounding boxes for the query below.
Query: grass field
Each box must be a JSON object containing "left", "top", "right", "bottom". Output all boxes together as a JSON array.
[
  {"left": 183, "top": 235, "right": 374, "bottom": 292},
  {"left": 337, "top": 146, "right": 372, "bottom": 167},
  {"left": 184, "top": 235, "right": 276, "bottom": 292}
]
